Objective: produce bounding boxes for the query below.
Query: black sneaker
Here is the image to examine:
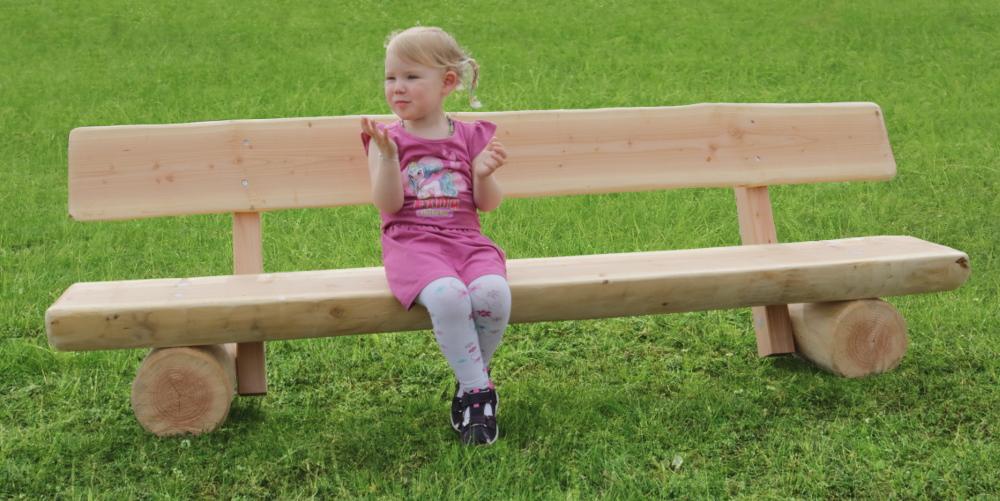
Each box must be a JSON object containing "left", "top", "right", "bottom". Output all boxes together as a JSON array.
[
  {"left": 451, "top": 370, "right": 496, "bottom": 432},
  {"left": 457, "top": 387, "right": 498, "bottom": 445}
]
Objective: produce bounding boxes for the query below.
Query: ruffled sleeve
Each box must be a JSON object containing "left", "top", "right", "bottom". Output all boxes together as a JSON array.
[{"left": 465, "top": 119, "right": 498, "bottom": 161}]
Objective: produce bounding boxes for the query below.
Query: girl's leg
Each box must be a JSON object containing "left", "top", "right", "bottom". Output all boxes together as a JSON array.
[
  {"left": 467, "top": 274, "right": 512, "bottom": 370},
  {"left": 416, "top": 276, "right": 490, "bottom": 394}
]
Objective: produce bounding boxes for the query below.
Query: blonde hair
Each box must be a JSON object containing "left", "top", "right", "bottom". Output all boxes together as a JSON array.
[{"left": 384, "top": 26, "right": 483, "bottom": 109}]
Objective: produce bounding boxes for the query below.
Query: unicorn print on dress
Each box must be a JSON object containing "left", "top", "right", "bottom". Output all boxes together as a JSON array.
[
  {"left": 406, "top": 156, "right": 466, "bottom": 198},
  {"left": 405, "top": 155, "right": 467, "bottom": 218}
]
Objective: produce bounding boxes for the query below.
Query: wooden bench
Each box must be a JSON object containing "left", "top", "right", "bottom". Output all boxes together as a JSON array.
[{"left": 46, "top": 103, "right": 971, "bottom": 436}]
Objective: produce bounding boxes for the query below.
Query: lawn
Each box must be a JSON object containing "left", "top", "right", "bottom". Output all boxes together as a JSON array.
[{"left": 1, "top": 0, "right": 998, "bottom": 498}]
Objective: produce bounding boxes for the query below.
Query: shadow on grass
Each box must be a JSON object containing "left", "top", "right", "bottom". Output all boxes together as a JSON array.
[
  {"left": 766, "top": 353, "right": 829, "bottom": 377},
  {"left": 226, "top": 397, "right": 268, "bottom": 427}
]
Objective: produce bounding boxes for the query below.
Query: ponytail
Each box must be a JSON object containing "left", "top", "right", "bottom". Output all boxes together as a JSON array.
[{"left": 463, "top": 57, "right": 482, "bottom": 109}]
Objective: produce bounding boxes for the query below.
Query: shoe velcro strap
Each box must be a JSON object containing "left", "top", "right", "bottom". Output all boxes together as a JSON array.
[
  {"left": 467, "top": 414, "right": 496, "bottom": 427},
  {"left": 460, "top": 391, "right": 493, "bottom": 407}
]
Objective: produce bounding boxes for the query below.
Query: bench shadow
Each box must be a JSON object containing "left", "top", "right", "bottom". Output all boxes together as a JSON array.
[
  {"left": 211, "top": 355, "right": 859, "bottom": 465},
  {"left": 765, "top": 353, "right": 829, "bottom": 376},
  {"left": 226, "top": 397, "right": 268, "bottom": 426}
]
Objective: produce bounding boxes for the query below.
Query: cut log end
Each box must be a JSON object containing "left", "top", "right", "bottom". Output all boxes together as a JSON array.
[
  {"left": 131, "top": 345, "right": 236, "bottom": 436},
  {"left": 789, "top": 299, "right": 908, "bottom": 378}
]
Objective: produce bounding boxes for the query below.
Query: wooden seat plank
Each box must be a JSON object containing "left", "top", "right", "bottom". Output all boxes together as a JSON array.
[{"left": 46, "top": 236, "right": 969, "bottom": 351}]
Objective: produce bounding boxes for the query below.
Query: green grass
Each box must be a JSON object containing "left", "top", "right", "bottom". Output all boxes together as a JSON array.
[{"left": 2, "top": 0, "right": 999, "bottom": 497}]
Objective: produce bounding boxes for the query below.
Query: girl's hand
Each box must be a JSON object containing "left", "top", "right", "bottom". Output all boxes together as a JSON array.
[
  {"left": 361, "top": 117, "right": 398, "bottom": 161},
  {"left": 473, "top": 137, "right": 507, "bottom": 179}
]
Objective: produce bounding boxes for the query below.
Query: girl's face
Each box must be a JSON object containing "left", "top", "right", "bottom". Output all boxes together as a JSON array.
[{"left": 384, "top": 51, "right": 458, "bottom": 121}]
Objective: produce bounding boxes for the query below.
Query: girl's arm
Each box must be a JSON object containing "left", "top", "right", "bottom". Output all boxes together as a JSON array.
[
  {"left": 362, "top": 118, "right": 404, "bottom": 214},
  {"left": 473, "top": 172, "right": 503, "bottom": 212},
  {"left": 368, "top": 147, "right": 404, "bottom": 214},
  {"left": 473, "top": 136, "right": 507, "bottom": 212}
]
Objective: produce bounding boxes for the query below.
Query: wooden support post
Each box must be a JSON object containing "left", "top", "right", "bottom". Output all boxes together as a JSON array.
[
  {"left": 734, "top": 186, "right": 796, "bottom": 356},
  {"left": 232, "top": 211, "right": 267, "bottom": 395}
]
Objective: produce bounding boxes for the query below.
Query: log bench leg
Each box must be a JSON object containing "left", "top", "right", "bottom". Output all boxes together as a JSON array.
[
  {"left": 788, "top": 298, "right": 908, "bottom": 378},
  {"left": 131, "top": 345, "right": 236, "bottom": 436}
]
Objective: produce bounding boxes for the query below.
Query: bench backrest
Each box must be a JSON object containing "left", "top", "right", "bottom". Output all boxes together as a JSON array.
[{"left": 67, "top": 102, "right": 894, "bottom": 221}]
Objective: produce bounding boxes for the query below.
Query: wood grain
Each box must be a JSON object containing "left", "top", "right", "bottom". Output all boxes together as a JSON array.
[
  {"left": 232, "top": 212, "right": 266, "bottom": 396},
  {"left": 789, "top": 299, "right": 908, "bottom": 378},
  {"left": 734, "top": 186, "right": 796, "bottom": 356},
  {"left": 67, "top": 103, "right": 895, "bottom": 220},
  {"left": 47, "top": 236, "right": 969, "bottom": 351},
  {"left": 130, "top": 345, "right": 236, "bottom": 436}
]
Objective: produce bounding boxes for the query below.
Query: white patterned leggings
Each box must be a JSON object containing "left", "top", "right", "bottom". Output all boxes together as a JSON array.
[{"left": 415, "top": 274, "right": 512, "bottom": 395}]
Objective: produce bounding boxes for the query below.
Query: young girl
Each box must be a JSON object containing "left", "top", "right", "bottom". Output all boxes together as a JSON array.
[{"left": 359, "top": 26, "right": 510, "bottom": 446}]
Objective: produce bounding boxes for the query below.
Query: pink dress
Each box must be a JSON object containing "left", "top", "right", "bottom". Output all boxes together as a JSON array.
[{"left": 361, "top": 118, "right": 508, "bottom": 310}]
